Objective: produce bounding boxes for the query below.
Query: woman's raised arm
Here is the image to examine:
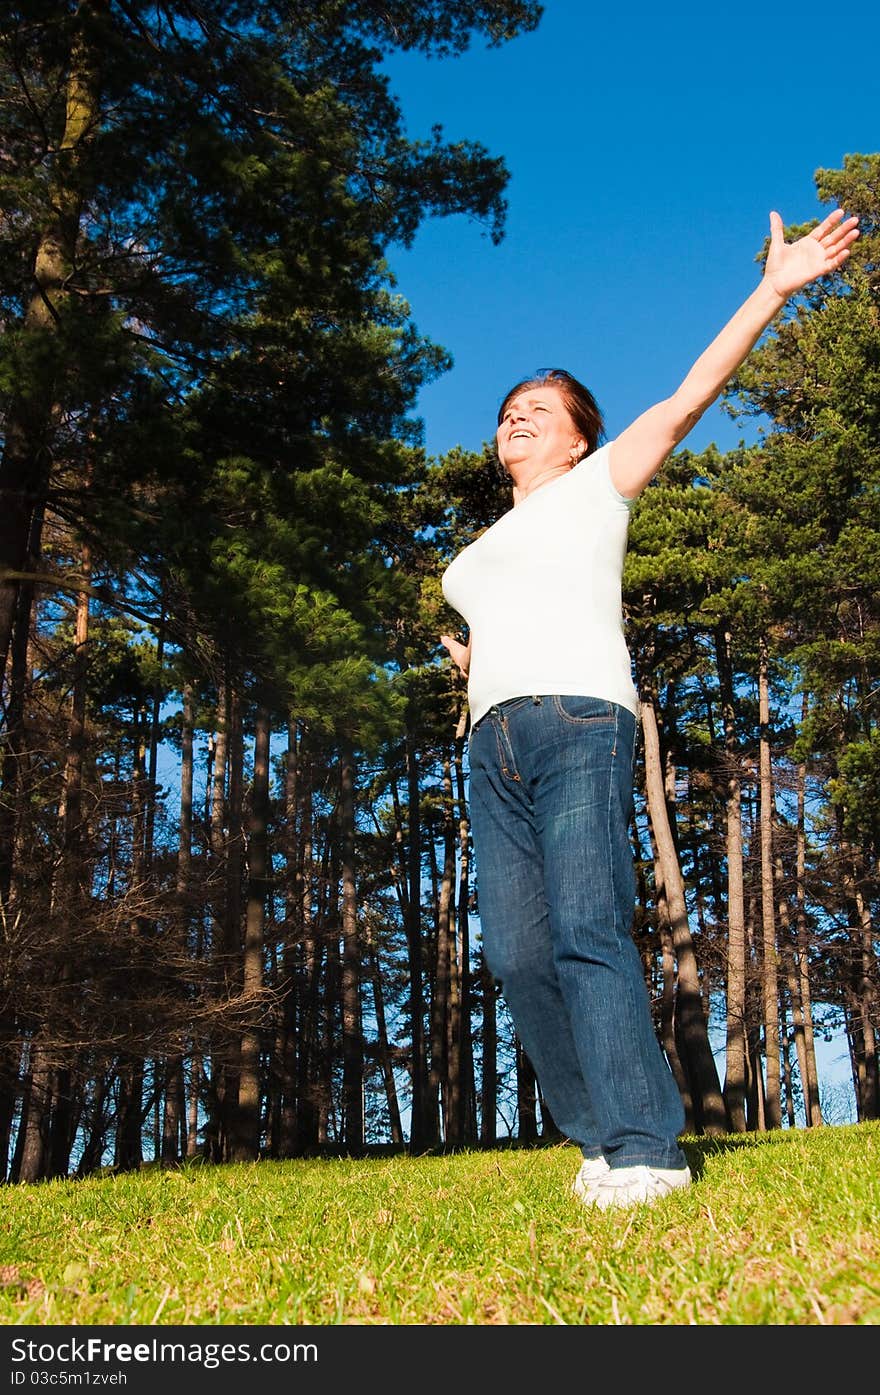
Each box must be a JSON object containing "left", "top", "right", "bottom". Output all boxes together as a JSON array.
[{"left": 609, "top": 208, "right": 860, "bottom": 500}]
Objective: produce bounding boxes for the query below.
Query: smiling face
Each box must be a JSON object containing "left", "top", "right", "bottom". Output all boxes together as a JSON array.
[{"left": 495, "top": 383, "right": 587, "bottom": 480}]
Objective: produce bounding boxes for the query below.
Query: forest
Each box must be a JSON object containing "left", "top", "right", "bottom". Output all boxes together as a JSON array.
[{"left": 1, "top": 2, "right": 878, "bottom": 1184}]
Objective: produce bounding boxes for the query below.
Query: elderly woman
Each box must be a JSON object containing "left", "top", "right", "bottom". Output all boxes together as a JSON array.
[{"left": 440, "top": 209, "right": 858, "bottom": 1210}]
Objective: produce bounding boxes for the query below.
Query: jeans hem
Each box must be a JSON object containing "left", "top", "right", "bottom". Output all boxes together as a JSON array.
[{"left": 608, "top": 1152, "right": 689, "bottom": 1171}]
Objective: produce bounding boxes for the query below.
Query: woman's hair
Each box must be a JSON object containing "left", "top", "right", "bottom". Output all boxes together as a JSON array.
[{"left": 497, "top": 368, "right": 605, "bottom": 461}]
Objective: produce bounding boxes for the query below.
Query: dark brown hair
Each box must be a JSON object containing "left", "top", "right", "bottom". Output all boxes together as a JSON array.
[{"left": 497, "top": 368, "right": 604, "bottom": 461}]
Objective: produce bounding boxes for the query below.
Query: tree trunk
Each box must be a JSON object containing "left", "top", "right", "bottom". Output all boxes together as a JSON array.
[
  {"left": 479, "top": 956, "right": 497, "bottom": 1146},
  {"left": 453, "top": 703, "right": 477, "bottom": 1143},
  {"left": 144, "top": 615, "right": 165, "bottom": 870},
  {"left": 642, "top": 809, "right": 693, "bottom": 1130},
  {"left": 640, "top": 691, "right": 726, "bottom": 1133},
  {"left": 320, "top": 832, "right": 340, "bottom": 1145},
  {"left": 776, "top": 850, "right": 814, "bottom": 1128},
  {"left": 658, "top": 917, "right": 693, "bottom": 1129},
  {"left": 716, "top": 621, "right": 747, "bottom": 1132},
  {"left": 17, "top": 1046, "right": 52, "bottom": 1183},
  {"left": 203, "top": 684, "right": 229, "bottom": 1162},
  {"left": 115, "top": 1058, "right": 145, "bottom": 1171},
  {"left": 781, "top": 1020, "right": 797, "bottom": 1128},
  {"left": 845, "top": 861, "right": 879, "bottom": 1120},
  {"left": 296, "top": 746, "right": 321, "bottom": 1153},
  {"left": 232, "top": 703, "right": 270, "bottom": 1161},
  {"left": 186, "top": 1056, "right": 201, "bottom": 1158},
  {"left": 114, "top": 698, "right": 147, "bottom": 1172},
  {"left": 223, "top": 685, "right": 245, "bottom": 1154},
  {"left": 793, "top": 698, "right": 824, "bottom": 1124},
  {"left": 0, "top": 506, "right": 41, "bottom": 902},
  {"left": 745, "top": 890, "right": 766, "bottom": 1132},
  {"left": 339, "top": 740, "right": 363, "bottom": 1154},
  {"left": 162, "top": 680, "right": 194, "bottom": 1163},
  {"left": 0, "top": 2, "right": 106, "bottom": 670},
  {"left": 364, "top": 920, "right": 404, "bottom": 1146},
  {"left": 431, "top": 754, "right": 455, "bottom": 1144},
  {"left": 758, "top": 639, "right": 782, "bottom": 1129},
  {"left": 0, "top": 516, "right": 41, "bottom": 1177},
  {"left": 45, "top": 535, "right": 92, "bottom": 1179},
  {"left": 277, "top": 717, "right": 300, "bottom": 1158},
  {"left": 444, "top": 752, "right": 464, "bottom": 1148},
  {"left": 515, "top": 1038, "right": 538, "bottom": 1142},
  {"left": 404, "top": 713, "right": 430, "bottom": 1149},
  {"left": 76, "top": 1075, "right": 110, "bottom": 1177}
]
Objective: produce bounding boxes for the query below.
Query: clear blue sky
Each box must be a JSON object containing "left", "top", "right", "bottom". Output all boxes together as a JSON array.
[{"left": 383, "top": 0, "right": 879, "bottom": 462}]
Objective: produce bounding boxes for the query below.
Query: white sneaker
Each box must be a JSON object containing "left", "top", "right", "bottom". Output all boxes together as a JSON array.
[
  {"left": 572, "top": 1154, "right": 611, "bottom": 1202},
  {"left": 589, "top": 1163, "right": 692, "bottom": 1210}
]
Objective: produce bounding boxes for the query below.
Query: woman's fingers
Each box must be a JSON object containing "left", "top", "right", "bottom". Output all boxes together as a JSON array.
[
  {"left": 812, "top": 211, "right": 859, "bottom": 246},
  {"left": 821, "top": 218, "right": 860, "bottom": 271},
  {"left": 439, "top": 634, "right": 468, "bottom": 675},
  {"left": 769, "top": 209, "right": 785, "bottom": 249},
  {"left": 811, "top": 207, "right": 847, "bottom": 238}
]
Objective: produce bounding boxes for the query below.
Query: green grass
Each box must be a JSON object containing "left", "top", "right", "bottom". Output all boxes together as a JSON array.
[{"left": 1, "top": 1121, "right": 878, "bottom": 1325}]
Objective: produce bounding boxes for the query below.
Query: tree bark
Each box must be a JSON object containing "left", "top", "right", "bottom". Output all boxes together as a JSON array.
[
  {"left": 232, "top": 703, "right": 271, "bottom": 1161},
  {"left": 793, "top": 697, "right": 824, "bottom": 1124},
  {"left": 365, "top": 919, "right": 404, "bottom": 1145},
  {"left": 716, "top": 621, "right": 747, "bottom": 1131},
  {"left": 641, "top": 810, "right": 693, "bottom": 1130},
  {"left": 404, "top": 712, "right": 430, "bottom": 1149},
  {"left": 223, "top": 686, "right": 245, "bottom": 1154},
  {"left": 46, "top": 537, "right": 93, "bottom": 1179},
  {"left": 203, "top": 684, "right": 229, "bottom": 1162},
  {"left": 296, "top": 744, "right": 321, "bottom": 1152},
  {"left": 339, "top": 740, "right": 364, "bottom": 1153},
  {"left": 453, "top": 703, "right": 476, "bottom": 1143},
  {"left": 17, "top": 1047, "right": 52, "bottom": 1183},
  {"left": 162, "top": 680, "right": 194, "bottom": 1162},
  {"left": 0, "top": 1, "right": 106, "bottom": 671},
  {"left": 758, "top": 638, "right": 782, "bottom": 1129},
  {"left": 114, "top": 696, "right": 147, "bottom": 1172},
  {"left": 640, "top": 691, "right": 726, "bottom": 1133},
  {"left": 844, "top": 858, "right": 879, "bottom": 1120},
  {"left": 431, "top": 753, "right": 455, "bottom": 1143},
  {"left": 277, "top": 716, "right": 300, "bottom": 1157},
  {"left": 515, "top": 1038, "right": 538, "bottom": 1142},
  {"left": 479, "top": 956, "right": 497, "bottom": 1146},
  {"left": 0, "top": 506, "right": 41, "bottom": 900},
  {"left": 776, "top": 850, "right": 814, "bottom": 1129},
  {"left": 745, "top": 889, "right": 766, "bottom": 1132}
]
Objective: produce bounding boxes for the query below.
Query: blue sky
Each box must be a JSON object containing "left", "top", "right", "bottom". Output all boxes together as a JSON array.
[{"left": 383, "top": 0, "right": 879, "bottom": 462}]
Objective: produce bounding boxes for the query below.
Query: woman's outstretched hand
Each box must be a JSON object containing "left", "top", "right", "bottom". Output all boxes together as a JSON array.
[
  {"left": 763, "top": 207, "right": 860, "bottom": 301},
  {"left": 440, "top": 632, "right": 471, "bottom": 679},
  {"left": 609, "top": 204, "right": 860, "bottom": 502}
]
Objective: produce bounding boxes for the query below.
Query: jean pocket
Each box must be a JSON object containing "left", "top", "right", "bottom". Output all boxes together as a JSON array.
[{"left": 552, "top": 694, "right": 616, "bottom": 725}]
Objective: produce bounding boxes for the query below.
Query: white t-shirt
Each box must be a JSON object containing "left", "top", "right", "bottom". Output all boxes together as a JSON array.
[{"left": 440, "top": 441, "right": 639, "bottom": 727}]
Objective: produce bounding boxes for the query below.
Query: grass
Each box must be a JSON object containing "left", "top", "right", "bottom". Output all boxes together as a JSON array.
[{"left": 1, "top": 1120, "right": 878, "bottom": 1326}]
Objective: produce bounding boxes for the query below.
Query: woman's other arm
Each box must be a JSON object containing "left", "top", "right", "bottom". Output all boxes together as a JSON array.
[
  {"left": 440, "top": 632, "right": 471, "bottom": 678},
  {"left": 609, "top": 209, "right": 859, "bottom": 500}
]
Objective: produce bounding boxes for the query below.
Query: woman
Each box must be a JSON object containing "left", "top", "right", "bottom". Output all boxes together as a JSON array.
[{"left": 440, "top": 208, "right": 859, "bottom": 1210}]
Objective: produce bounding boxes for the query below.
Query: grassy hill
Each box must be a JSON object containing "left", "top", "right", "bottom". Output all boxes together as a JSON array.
[{"left": 1, "top": 1120, "right": 878, "bottom": 1325}]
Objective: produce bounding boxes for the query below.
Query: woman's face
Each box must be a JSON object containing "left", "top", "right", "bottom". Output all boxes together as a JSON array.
[{"left": 496, "top": 383, "right": 586, "bottom": 476}]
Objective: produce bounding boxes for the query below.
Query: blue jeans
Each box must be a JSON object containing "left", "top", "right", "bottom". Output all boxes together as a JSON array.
[{"left": 468, "top": 694, "right": 686, "bottom": 1170}]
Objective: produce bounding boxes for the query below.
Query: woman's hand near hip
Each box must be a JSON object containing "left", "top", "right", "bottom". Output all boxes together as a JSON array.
[{"left": 440, "top": 632, "right": 471, "bottom": 679}]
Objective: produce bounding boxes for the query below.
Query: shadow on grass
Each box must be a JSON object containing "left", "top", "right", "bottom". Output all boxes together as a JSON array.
[{"left": 680, "top": 1120, "right": 875, "bottom": 1181}]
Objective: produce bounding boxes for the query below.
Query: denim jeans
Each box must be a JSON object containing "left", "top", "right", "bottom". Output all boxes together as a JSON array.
[{"left": 468, "top": 693, "right": 687, "bottom": 1170}]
